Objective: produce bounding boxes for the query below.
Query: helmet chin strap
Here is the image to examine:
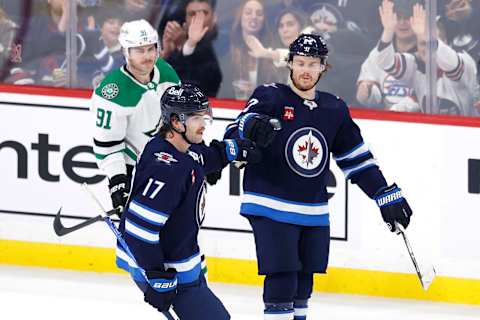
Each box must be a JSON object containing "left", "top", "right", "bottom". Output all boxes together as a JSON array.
[{"left": 172, "top": 123, "right": 195, "bottom": 145}]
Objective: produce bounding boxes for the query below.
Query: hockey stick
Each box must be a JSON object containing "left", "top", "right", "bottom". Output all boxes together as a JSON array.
[
  {"left": 396, "top": 223, "right": 436, "bottom": 290},
  {"left": 81, "top": 183, "right": 180, "bottom": 320},
  {"left": 53, "top": 207, "right": 119, "bottom": 236}
]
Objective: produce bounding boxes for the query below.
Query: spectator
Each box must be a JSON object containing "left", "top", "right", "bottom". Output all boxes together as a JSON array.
[
  {"left": 438, "top": 0, "right": 480, "bottom": 78},
  {"left": 218, "top": 0, "right": 278, "bottom": 100},
  {"left": 82, "top": 3, "right": 125, "bottom": 88},
  {"left": 245, "top": 7, "right": 307, "bottom": 72},
  {"left": 0, "top": 6, "right": 34, "bottom": 85},
  {"left": 356, "top": 0, "right": 419, "bottom": 110},
  {"left": 376, "top": 0, "right": 478, "bottom": 115},
  {"left": 164, "top": 0, "right": 222, "bottom": 97},
  {"left": 302, "top": 2, "right": 371, "bottom": 103}
]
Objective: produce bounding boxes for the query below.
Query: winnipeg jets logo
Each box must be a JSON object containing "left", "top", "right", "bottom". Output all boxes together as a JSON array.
[
  {"left": 285, "top": 127, "right": 328, "bottom": 177},
  {"left": 154, "top": 152, "right": 178, "bottom": 164}
]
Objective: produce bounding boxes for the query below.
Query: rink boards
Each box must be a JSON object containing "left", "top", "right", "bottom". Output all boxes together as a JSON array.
[{"left": 1, "top": 86, "right": 480, "bottom": 305}]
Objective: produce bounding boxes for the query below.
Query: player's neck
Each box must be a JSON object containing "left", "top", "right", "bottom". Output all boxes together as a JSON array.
[
  {"left": 126, "top": 64, "right": 151, "bottom": 84},
  {"left": 166, "top": 132, "right": 190, "bottom": 153},
  {"left": 289, "top": 83, "right": 316, "bottom": 100}
]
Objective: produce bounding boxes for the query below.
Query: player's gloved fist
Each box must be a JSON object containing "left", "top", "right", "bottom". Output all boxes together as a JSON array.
[
  {"left": 374, "top": 183, "right": 413, "bottom": 233},
  {"left": 238, "top": 113, "right": 282, "bottom": 148},
  {"left": 206, "top": 170, "right": 222, "bottom": 185},
  {"left": 108, "top": 174, "right": 130, "bottom": 214},
  {"left": 144, "top": 269, "right": 178, "bottom": 312},
  {"left": 224, "top": 139, "right": 262, "bottom": 164}
]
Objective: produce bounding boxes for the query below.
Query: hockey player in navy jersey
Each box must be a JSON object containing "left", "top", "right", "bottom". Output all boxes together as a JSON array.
[
  {"left": 225, "top": 34, "right": 413, "bottom": 320},
  {"left": 116, "top": 83, "right": 261, "bottom": 319}
]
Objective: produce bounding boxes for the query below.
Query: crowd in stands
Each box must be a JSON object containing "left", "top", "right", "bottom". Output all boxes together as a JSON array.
[{"left": 0, "top": 0, "right": 478, "bottom": 116}]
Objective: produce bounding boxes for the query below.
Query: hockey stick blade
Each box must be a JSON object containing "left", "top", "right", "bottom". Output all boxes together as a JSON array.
[
  {"left": 396, "top": 223, "right": 436, "bottom": 290},
  {"left": 53, "top": 207, "right": 118, "bottom": 236}
]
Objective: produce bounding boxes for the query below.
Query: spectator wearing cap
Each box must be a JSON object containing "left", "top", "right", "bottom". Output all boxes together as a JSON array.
[
  {"left": 301, "top": 2, "right": 371, "bottom": 104},
  {"left": 375, "top": 0, "right": 478, "bottom": 115},
  {"left": 356, "top": 0, "right": 420, "bottom": 111}
]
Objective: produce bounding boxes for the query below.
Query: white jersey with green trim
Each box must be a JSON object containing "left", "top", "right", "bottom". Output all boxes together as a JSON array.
[{"left": 90, "top": 58, "right": 180, "bottom": 179}]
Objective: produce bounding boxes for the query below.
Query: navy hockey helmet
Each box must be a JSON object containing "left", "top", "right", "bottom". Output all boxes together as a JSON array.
[
  {"left": 288, "top": 33, "right": 328, "bottom": 63},
  {"left": 160, "top": 83, "right": 211, "bottom": 125}
]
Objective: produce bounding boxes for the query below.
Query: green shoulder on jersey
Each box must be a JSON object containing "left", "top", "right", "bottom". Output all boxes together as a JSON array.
[{"left": 94, "top": 58, "right": 180, "bottom": 107}]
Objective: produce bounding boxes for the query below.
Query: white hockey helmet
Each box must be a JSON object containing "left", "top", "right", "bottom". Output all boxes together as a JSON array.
[{"left": 118, "top": 19, "right": 158, "bottom": 50}]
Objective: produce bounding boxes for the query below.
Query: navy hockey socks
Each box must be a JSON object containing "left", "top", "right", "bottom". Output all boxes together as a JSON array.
[
  {"left": 293, "top": 299, "right": 308, "bottom": 319},
  {"left": 264, "top": 302, "right": 294, "bottom": 320}
]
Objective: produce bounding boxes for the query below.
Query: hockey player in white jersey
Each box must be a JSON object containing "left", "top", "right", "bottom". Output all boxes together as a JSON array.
[
  {"left": 375, "top": 0, "right": 479, "bottom": 115},
  {"left": 90, "top": 19, "right": 180, "bottom": 212}
]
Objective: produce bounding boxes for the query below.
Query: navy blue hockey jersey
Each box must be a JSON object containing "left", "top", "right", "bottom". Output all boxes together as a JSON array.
[
  {"left": 225, "top": 83, "right": 387, "bottom": 226},
  {"left": 116, "top": 136, "right": 225, "bottom": 285}
]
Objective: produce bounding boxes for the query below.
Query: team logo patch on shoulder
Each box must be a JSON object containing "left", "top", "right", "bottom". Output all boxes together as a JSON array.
[
  {"left": 101, "top": 83, "right": 119, "bottom": 100},
  {"left": 154, "top": 152, "right": 178, "bottom": 164},
  {"left": 285, "top": 127, "right": 328, "bottom": 177}
]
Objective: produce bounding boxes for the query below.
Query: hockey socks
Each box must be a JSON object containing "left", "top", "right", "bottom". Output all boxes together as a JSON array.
[
  {"left": 264, "top": 302, "right": 294, "bottom": 320},
  {"left": 293, "top": 299, "right": 308, "bottom": 319}
]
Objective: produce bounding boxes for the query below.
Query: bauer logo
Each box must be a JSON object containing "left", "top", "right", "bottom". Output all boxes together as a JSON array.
[{"left": 152, "top": 279, "right": 177, "bottom": 290}]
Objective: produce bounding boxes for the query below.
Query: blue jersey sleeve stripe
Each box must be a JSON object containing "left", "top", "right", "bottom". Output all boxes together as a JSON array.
[
  {"left": 244, "top": 191, "right": 327, "bottom": 207},
  {"left": 344, "top": 161, "right": 379, "bottom": 179},
  {"left": 164, "top": 253, "right": 202, "bottom": 284},
  {"left": 240, "top": 203, "right": 330, "bottom": 226},
  {"left": 125, "top": 219, "right": 160, "bottom": 244},
  {"left": 129, "top": 200, "right": 169, "bottom": 226},
  {"left": 336, "top": 151, "right": 373, "bottom": 169},
  {"left": 333, "top": 142, "right": 369, "bottom": 161}
]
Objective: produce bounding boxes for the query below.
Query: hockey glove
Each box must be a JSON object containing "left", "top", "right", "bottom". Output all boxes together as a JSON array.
[
  {"left": 238, "top": 113, "right": 282, "bottom": 148},
  {"left": 374, "top": 183, "right": 413, "bottom": 233},
  {"left": 224, "top": 139, "right": 262, "bottom": 164},
  {"left": 108, "top": 174, "right": 130, "bottom": 215},
  {"left": 206, "top": 170, "right": 222, "bottom": 186},
  {"left": 144, "top": 269, "right": 178, "bottom": 312}
]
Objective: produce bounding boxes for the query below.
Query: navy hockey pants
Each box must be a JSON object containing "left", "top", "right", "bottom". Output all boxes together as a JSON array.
[{"left": 247, "top": 216, "right": 330, "bottom": 274}]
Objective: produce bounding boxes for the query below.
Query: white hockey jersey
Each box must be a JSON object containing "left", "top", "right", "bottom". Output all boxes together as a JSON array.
[
  {"left": 376, "top": 39, "right": 479, "bottom": 116},
  {"left": 90, "top": 58, "right": 180, "bottom": 179}
]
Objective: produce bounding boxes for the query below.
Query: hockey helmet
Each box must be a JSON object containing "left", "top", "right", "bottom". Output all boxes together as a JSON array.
[
  {"left": 118, "top": 19, "right": 158, "bottom": 49},
  {"left": 288, "top": 33, "right": 328, "bottom": 63},
  {"left": 160, "top": 83, "right": 211, "bottom": 125}
]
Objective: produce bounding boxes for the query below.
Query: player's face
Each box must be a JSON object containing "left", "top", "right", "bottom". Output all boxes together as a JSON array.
[
  {"left": 241, "top": 0, "right": 265, "bottom": 35},
  {"left": 184, "top": 110, "right": 213, "bottom": 144},
  {"left": 278, "top": 13, "right": 301, "bottom": 47},
  {"left": 126, "top": 44, "right": 157, "bottom": 74},
  {"left": 290, "top": 55, "right": 324, "bottom": 91}
]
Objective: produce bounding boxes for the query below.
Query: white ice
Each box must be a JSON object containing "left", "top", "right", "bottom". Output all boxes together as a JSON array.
[{"left": 0, "top": 265, "right": 478, "bottom": 320}]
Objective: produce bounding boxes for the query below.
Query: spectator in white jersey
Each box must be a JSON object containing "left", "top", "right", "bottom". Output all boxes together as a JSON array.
[
  {"left": 356, "top": 0, "right": 420, "bottom": 111},
  {"left": 375, "top": 0, "right": 479, "bottom": 115}
]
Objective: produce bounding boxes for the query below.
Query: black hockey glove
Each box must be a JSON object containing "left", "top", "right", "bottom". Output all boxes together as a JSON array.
[
  {"left": 223, "top": 138, "right": 262, "bottom": 164},
  {"left": 374, "top": 183, "right": 413, "bottom": 233},
  {"left": 206, "top": 170, "right": 222, "bottom": 186},
  {"left": 108, "top": 174, "right": 130, "bottom": 214},
  {"left": 238, "top": 113, "right": 282, "bottom": 148},
  {"left": 144, "top": 269, "right": 177, "bottom": 312}
]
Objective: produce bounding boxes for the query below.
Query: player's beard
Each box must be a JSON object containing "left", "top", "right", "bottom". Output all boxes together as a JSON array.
[{"left": 290, "top": 71, "right": 321, "bottom": 91}]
